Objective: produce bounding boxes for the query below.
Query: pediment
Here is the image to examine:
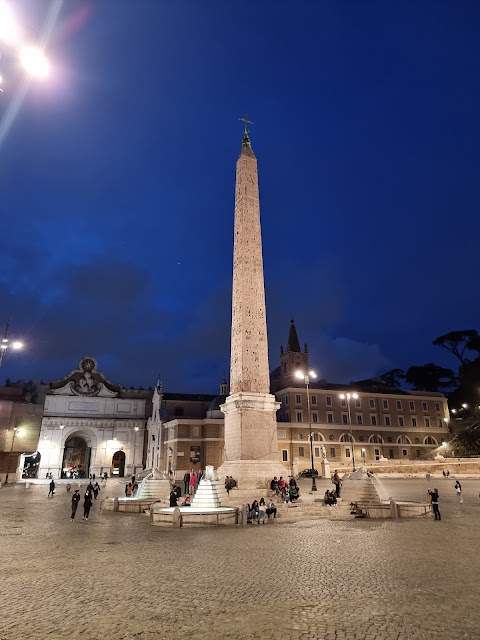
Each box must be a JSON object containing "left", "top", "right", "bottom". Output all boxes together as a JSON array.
[{"left": 49, "top": 357, "right": 121, "bottom": 397}]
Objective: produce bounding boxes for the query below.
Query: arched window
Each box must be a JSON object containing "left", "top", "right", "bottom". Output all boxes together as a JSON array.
[
  {"left": 369, "top": 434, "right": 383, "bottom": 444},
  {"left": 340, "top": 433, "right": 354, "bottom": 443},
  {"left": 424, "top": 436, "right": 437, "bottom": 445},
  {"left": 397, "top": 435, "right": 411, "bottom": 444},
  {"left": 313, "top": 433, "right": 325, "bottom": 442}
]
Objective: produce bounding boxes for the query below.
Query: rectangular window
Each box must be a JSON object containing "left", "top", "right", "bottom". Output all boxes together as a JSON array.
[
  {"left": 383, "top": 399, "right": 389, "bottom": 410},
  {"left": 326, "top": 396, "right": 332, "bottom": 406},
  {"left": 295, "top": 394, "right": 301, "bottom": 405},
  {"left": 314, "top": 447, "right": 320, "bottom": 458},
  {"left": 402, "top": 448, "right": 408, "bottom": 457},
  {"left": 342, "top": 414, "right": 349, "bottom": 425},
  {"left": 416, "top": 449, "right": 421, "bottom": 458},
  {"left": 422, "top": 402, "right": 428, "bottom": 411},
  {"left": 355, "top": 397, "right": 361, "bottom": 408},
  {"left": 285, "top": 395, "right": 289, "bottom": 405},
  {"left": 374, "top": 448, "right": 380, "bottom": 461},
  {"left": 438, "top": 418, "right": 443, "bottom": 428},
  {"left": 312, "top": 412, "right": 318, "bottom": 423},
  {"left": 369, "top": 398, "right": 375, "bottom": 409},
  {"left": 296, "top": 411, "right": 303, "bottom": 422},
  {"left": 282, "top": 449, "right": 288, "bottom": 462},
  {"left": 398, "top": 416, "right": 405, "bottom": 427},
  {"left": 412, "top": 417, "right": 417, "bottom": 427},
  {"left": 311, "top": 395, "right": 317, "bottom": 405},
  {"left": 340, "top": 397, "right": 347, "bottom": 408},
  {"left": 396, "top": 400, "right": 402, "bottom": 410},
  {"left": 345, "top": 447, "right": 351, "bottom": 458},
  {"left": 285, "top": 411, "right": 290, "bottom": 422},
  {"left": 356, "top": 414, "right": 363, "bottom": 425},
  {"left": 409, "top": 401, "right": 415, "bottom": 411},
  {"left": 385, "top": 416, "right": 391, "bottom": 427},
  {"left": 435, "top": 402, "right": 440, "bottom": 412},
  {"left": 371, "top": 415, "right": 377, "bottom": 426},
  {"left": 389, "top": 449, "right": 394, "bottom": 459},
  {"left": 298, "top": 446, "right": 305, "bottom": 457},
  {"left": 330, "top": 447, "right": 336, "bottom": 458},
  {"left": 424, "top": 418, "right": 430, "bottom": 428},
  {"left": 327, "top": 413, "right": 334, "bottom": 424}
]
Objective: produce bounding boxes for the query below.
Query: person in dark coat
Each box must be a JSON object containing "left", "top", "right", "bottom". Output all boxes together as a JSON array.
[
  {"left": 48, "top": 479, "right": 55, "bottom": 497},
  {"left": 183, "top": 472, "right": 190, "bottom": 495},
  {"left": 169, "top": 489, "right": 178, "bottom": 507},
  {"left": 93, "top": 482, "right": 100, "bottom": 499},
  {"left": 428, "top": 488, "right": 441, "bottom": 521},
  {"left": 83, "top": 490, "right": 93, "bottom": 520},
  {"left": 71, "top": 490, "right": 80, "bottom": 520}
]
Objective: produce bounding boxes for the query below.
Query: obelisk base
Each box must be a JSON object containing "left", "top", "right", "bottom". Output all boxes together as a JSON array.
[{"left": 217, "top": 459, "right": 288, "bottom": 494}]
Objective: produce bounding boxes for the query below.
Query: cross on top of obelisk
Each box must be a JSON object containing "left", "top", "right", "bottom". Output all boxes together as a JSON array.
[{"left": 239, "top": 113, "right": 253, "bottom": 136}]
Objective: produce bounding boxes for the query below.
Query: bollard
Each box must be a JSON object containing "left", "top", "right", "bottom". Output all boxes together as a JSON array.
[
  {"left": 237, "top": 507, "right": 245, "bottom": 526},
  {"left": 25, "top": 482, "right": 30, "bottom": 489},
  {"left": 172, "top": 507, "right": 182, "bottom": 528},
  {"left": 113, "top": 497, "right": 119, "bottom": 512},
  {"left": 389, "top": 497, "right": 398, "bottom": 519}
]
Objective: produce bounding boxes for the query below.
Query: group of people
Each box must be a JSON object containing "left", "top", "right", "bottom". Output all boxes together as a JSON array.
[
  {"left": 70, "top": 486, "right": 97, "bottom": 521},
  {"left": 225, "top": 476, "right": 237, "bottom": 494},
  {"left": 246, "top": 498, "right": 277, "bottom": 524},
  {"left": 324, "top": 490, "right": 338, "bottom": 506},
  {"left": 125, "top": 475, "right": 139, "bottom": 498},
  {"left": 270, "top": 476, "right": 300, "bottom": 502},
  {"left": 182, "top": 470, "right": 203, "bottom": 496},
  {"left": 442, "top": 470, "right": 451, "bottom": 478}
]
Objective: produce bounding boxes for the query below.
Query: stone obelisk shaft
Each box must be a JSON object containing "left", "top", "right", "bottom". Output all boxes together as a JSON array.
[
  {"left": 230, "top": 136, "right": 270, "bottom": 394},
  {"left": 220, "top": 132, "right": 282, "bottom": 476}
]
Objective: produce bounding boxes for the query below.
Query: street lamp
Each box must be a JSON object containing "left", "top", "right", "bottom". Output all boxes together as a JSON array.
[
  {"left": 361, "top": 447, "right": 366, "bottom": 468},
  {"left": 0, "top": 2, "right": 50, "bottom": 84},
  {"left": 0, "top": 322, "right": 24, "bottom": 367},
  {"left": 5, "top": 426, "right": 23, "bottom": 483},
  {"left": 295, "top": 369, "right": 317, "bottom": 492},
  {"left": 339, "top": 392, "right": 358, "bottom": 471}
]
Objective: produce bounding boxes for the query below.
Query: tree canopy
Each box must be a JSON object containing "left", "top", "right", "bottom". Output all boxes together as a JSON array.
[
  {"left": 452, "top": 424, "right": 480, "bottom": 457},
  {"left": 432, "top": 330, "right": 478, "bottom": 365},
  {"left": 405, "top": 363, "right": 456, "bottom": 392}
]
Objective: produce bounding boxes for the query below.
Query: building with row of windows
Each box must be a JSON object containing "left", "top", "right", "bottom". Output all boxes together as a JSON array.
[{"left": 150, "top": 321, "right": 449, "bottom": 477}]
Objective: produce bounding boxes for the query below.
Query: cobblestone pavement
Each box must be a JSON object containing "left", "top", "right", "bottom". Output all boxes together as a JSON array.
[{"left": 1, "top": 478, "right": 480, "bottom": 640}]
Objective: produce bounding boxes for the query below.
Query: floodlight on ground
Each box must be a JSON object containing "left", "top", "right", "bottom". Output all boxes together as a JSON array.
[
  {"left": 15, "top": 428, "right": 24, "bottom": 437},
  {"left": 19, "top": 45, "right": 49, "bottom": 77}
]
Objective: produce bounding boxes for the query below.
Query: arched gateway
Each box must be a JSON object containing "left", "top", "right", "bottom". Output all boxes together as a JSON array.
[{"left": 62, "top": 436, "right": 90, "bottom": 478}]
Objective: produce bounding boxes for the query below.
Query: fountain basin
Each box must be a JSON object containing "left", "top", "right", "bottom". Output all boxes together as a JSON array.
[{"left": 151, "top": 505, "right": 239, "bottom": 527}]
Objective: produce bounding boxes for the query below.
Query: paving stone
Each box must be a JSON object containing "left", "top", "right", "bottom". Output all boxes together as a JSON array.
[{"left": 0, "top": 478, "right": 479, "bottom": 639}]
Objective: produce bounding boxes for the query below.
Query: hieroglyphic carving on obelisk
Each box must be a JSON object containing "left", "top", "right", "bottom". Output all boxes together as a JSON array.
[
  {"left": 230, "top": 117, "right": 270, "bottom": 395},
  {"left": 219, "top": 118, "right": 285, "bottom": 481}
]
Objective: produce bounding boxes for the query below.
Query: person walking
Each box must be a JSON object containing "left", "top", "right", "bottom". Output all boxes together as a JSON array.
[
  {"left": 455, "top": 480, "right": 463, "bottom": 503},
  {"left": 333, "top": 470, "right": 342, "bottom": 498},
  {"left": 428, "top": 488, "right": 441, "bottom": 521},
  {"left": 93, "top": 482, "right": 100, "bottom": 500},
  {"left": 83, "top": 490, "right": 93, "bottom": 521},
  {"left": 48, "top": 479, "right": 55, "bottom": 497},
  {"left": 189, "top": 470, "right": 197, "bottom": 496},
  {"left": 183, "top": 471, "right": 190, "bottom": 495},
  {"left": 70, "top": 489, "right": 81, "bottom": 521}
]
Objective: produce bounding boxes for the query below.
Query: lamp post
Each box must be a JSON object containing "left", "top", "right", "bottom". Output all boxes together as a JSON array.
[
  {"left": 295, "top": 369, "right": 317, "bottom": 492},
  {"left": 0, "top": 322, "right": 24, "bottom": 368},
  {"left": 5, "top": 426, "right": 23, "bottom": 483},
  {"left": 361, "top": 447, "right": 366, "bottom": 468},
  {"left": 339, "top": 392, "right": 358, "bottom": 471}
]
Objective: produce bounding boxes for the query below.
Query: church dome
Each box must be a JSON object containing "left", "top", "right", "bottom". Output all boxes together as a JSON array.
[{"left": 206, "top": 394, "right": 227, "bottom": 418}]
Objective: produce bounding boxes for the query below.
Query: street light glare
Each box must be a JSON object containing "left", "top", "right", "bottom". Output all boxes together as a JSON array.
[
  {"left": 309, "top": 370, "right": 316, "bottom": 378},
  {"left": 352, "top": 393, "right": 359, "bottom": 399},
  {"left": 295, "top": 371, "right": 304, "bottom": 379},
  {"left": 11, "top": 340, "right": 23, "bottom": 350},
  {"left": 19, "top": 45, "right": 49, "bottom": 78},
  {"left": 16, "top": 428, "right": 24, "bottom": 437},
  {"left": 0, "top": 1, "right": 19, "bottom": 45}
]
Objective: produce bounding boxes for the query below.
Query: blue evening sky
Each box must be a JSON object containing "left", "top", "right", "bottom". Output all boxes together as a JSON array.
[{"left": 1, "top": 0, "right": 479, "bottom": 391}]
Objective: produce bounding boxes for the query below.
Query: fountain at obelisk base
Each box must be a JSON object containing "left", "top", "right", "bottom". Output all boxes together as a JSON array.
[{"left": 150, "top": 466, "right": 238, "bottom": 527}]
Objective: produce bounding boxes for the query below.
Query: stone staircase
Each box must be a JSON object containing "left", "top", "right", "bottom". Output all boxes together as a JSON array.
[
  {"left": 341, "top": 476, "right": 382, "bottom": 507},
  {"left": 191, "top": 480, "right": 229, "bottom": 509},
  {"left": 136, "top": 476, "right": 170, "bottom": 502}
]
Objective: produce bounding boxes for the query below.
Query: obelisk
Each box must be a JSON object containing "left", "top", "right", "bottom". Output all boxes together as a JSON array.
[{"left": 218, "top": 119, "right": 286, "bottom": 489}]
